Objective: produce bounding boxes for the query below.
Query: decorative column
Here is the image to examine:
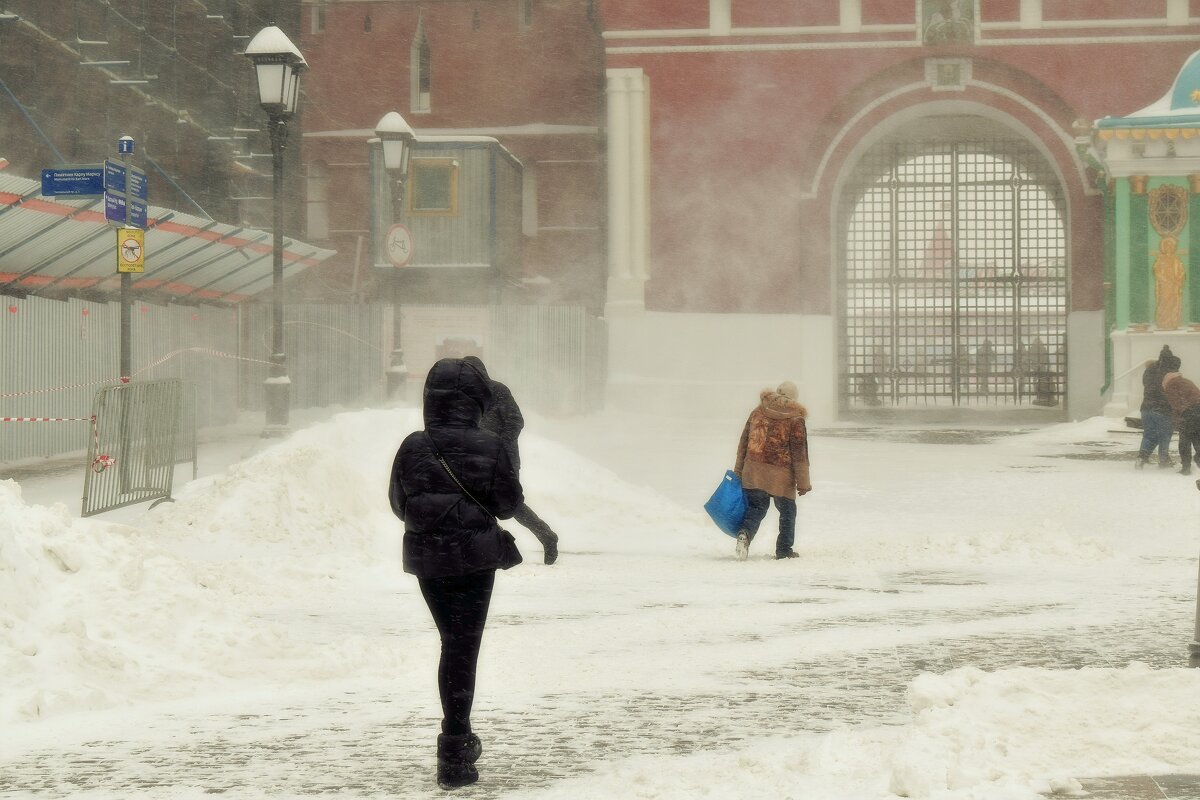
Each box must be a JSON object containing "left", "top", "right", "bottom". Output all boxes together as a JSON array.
[
  {"left": 629, "top": 74, "right": 648, "bottom": 284},
  {"left": 839, "top": 0, "right": 861, "bottom": 33},
  {"left": 1129, "top": 175, "right": 1150, "bottom": 328},
  {"left": 1189, "top": 174, "right": 1200, "bottom": 327},
  {"left": 709, "top": 0, "right": 731, "bottom": 35},
  {"left": 1019, "top": 0, "right": 1042, "bottom": 28},
  {"left": 605, "top": 68, "right": 649, "bottom": 313}
]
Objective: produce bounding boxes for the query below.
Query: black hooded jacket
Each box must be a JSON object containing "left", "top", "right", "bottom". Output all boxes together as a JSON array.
[
  {"left": 1143, "top": 347, "right": 1181, "bottom": 416},
  {"left": 462, "top": 356, "right": 525, "bottom": 469},
  {"left": 389, "top": 358, "right": 523, "bottom": 579}
]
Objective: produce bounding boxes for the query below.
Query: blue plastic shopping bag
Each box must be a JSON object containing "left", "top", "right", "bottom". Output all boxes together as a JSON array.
[{"left": 703, "top": 470, "right": 747, "bottom": 537}]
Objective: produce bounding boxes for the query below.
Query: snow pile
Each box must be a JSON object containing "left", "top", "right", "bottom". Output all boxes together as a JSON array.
[
  {"left": 145, "top": 407, "right": 410, "bottom": 556},
  {"left": 0, "top": 480, "right": 278, "bottom": 722},
  {"left": 887, "top": 662, "right": 1200, "bottom": 797},
  {"left": 515, "top": 435, "right": 706, "bottom": 557},
  {"left": 1, "top": 409, "right": 423, "bottom": 724},
  {"left": 0, "top": 407, "right": 702, "bottom": 725}
]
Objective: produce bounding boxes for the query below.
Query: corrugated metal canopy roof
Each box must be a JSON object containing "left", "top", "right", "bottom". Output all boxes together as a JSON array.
[{"left": 0, "top": 168, "right": 334, "bottom": 305}]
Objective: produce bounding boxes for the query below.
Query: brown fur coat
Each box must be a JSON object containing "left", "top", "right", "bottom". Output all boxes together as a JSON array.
[
  {"left": 734, "top": 389, "right": 811, "bottom": 498},
  {"left": 1163, "top": 372, "right": 1200, "bottom": 414}
]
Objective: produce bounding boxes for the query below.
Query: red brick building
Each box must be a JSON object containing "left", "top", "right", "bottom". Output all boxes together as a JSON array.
[
  {"left": 298, "top": 0, "right": 606, "bottom": 309},
  {"left": 597, "top": 0, "right": 1200, "bottom": 420}
]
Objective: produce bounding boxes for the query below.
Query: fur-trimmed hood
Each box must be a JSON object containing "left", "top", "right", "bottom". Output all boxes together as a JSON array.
[{"left": 758, "top": 389, "right": 807, "bottom": 420}]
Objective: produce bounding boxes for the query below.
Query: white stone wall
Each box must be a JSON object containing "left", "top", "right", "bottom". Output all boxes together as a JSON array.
[
  {"left": 605, "top": 310, "right": 836, "bottom": 420},
  {"left": 1104, "top": 328, "right": 1200, "bottom": 419}
]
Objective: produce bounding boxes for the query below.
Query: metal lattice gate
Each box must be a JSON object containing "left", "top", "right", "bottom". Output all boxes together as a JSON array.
[{"left": 839, "top": 135, "right": 1068, "bottom": 415}]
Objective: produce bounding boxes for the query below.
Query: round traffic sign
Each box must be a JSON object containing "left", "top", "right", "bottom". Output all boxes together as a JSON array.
[{"left": 385, "top": 223, "right": 413, "bottom": 267}]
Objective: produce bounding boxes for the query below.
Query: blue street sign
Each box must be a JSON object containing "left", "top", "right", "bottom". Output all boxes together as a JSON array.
[
  {"left": 104, "top": 192, "right": 124, "bottom": 224},
  {"left": 40, "top": 166, "right": 104, "bottom": 196},
  {"left": 104, "top": 160, "right": 126, "bottom": 193},
  {"left": 129, "top": 198, "right": 147, "bottom": 228},
  {"left": 128, "top": 166, "right": 148, "bottom": 201},
  {"left": 118, "top": 136, "right": 135, "bottom": 155},
  {"left": 104, "top": 192, "right": 147, "bottom": 229}
]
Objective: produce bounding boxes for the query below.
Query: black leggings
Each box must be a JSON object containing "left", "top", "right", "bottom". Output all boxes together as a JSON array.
[
  {"left": 1179, "top": 408, "right": 1200, "bottom": 469},
  {"left": 418, "top": 570, "right": 496, "bottom": 736}
]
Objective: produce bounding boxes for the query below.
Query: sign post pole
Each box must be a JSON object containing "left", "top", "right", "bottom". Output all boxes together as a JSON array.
[
  {"left": 114, "top": 136, "right": 137, "bottom": 495},
  {"left": 118, "top": 136, "right": 134, "bottom": 382}
]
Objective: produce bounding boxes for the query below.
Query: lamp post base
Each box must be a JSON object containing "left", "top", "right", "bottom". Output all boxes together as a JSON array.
[
  {"left": 1189, "top": 642, "right": 1200, "bottom": 669},
  {"left": 262, "top": 377, "right": 291, "bottom": 437},
  {"left": 386, "top": 348, "right": 409, "bottom": 403}
]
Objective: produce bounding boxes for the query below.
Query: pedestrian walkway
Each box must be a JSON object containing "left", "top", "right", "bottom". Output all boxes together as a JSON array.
[
  {"left": 1068, "top": 774, "right": 1200, "bottom": 799},
  {"left": 1, "top": 569, "right": 1194, "bottom": 798},
  {"left": 3, "top": 413, "right": 1198, "bottom": 798}
]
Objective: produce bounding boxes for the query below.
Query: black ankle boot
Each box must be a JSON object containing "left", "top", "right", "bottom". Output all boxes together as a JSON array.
[
  {"left": 465, "top": 733, "right": 482, "bottom": 763},
  {"left": 437, "top": 733, "right": 480, "bottom": 789}
]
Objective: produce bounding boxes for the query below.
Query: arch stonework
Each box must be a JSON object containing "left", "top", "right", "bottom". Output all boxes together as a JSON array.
[
  {"left": 598, "top": 4, "right": 1197, "bottom": 419},
  {"left": 796, "top": 85, "right": 1104, "bottom": 419},
  {"left": 804, "top": 80, "right": 1103, "bottom": 319}
]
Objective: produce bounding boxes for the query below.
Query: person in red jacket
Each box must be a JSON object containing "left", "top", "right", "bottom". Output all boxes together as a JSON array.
[
  {"left": 1162, "top": 369, "right": 1200, "bottom": 475},
  {"left": 733, "top": 381, "right": 812, "bottom": 560}
]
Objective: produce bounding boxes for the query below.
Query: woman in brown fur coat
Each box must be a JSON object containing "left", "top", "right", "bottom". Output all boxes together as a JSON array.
[
  {"left": 732, "top": 381, "right": 812, "bottom": 560},
  {"left": 1163, "top": 369, "right": 1200, "bottom": 475}
]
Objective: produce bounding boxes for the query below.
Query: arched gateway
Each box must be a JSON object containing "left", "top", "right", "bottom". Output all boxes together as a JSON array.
[{"left": 838, "top": 116, "right": 1068, "bottom": 418}]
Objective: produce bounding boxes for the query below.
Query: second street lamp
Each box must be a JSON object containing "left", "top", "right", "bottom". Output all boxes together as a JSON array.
[
  {"left": 245, "top": 25, "right": 307, "bottom": 436},
  {"left": 375, "top": 111, "right": 416, "bottom": 219},
  {"left": 374, "top": 111, "right": 417, "bottom": 401}
]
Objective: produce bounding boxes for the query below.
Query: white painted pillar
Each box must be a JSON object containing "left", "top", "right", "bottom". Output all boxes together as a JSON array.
[
  {"left": 1167, "top": 0, "right": 1188, "bottom": 25},
  {"left": 606, "top": 70, "right": 632, "bottom": 282},
  {"left": 839, "top": 0, "right": 861, "bottom": 33},
  {"left": 628, "top": 73, "right": 648, "bottom": 282},
  {"left": 1019, "top": 0, "right": 1042, "bottom": 28},
  {"left": 605, "top": 68, "right": 649, "bottom": 312},
  {"left": 709, "top": 0, "right": 731, "bottom": 35}
]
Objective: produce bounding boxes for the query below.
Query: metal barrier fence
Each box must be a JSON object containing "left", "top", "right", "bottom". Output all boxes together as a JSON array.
[
  {"left": 241, "top": 303, "right": 606, "bottom": 417},
  {"left": 3, "top": 298, "right": 604, "bottom": 470},
  {"left": 399, "top": 304, "right": 607, "bottom": 415},
  {"left": 238, "top": 304, "right": 390, "bottom": 411},
  {"left": 490, "top": 304, "right": 607, "bottom": 414},
  {"left": 1, "top": 296, "right": 239, "bottom": 464},
  {"left": 82, "top": 378, "right": 182, "bottom": 517}
]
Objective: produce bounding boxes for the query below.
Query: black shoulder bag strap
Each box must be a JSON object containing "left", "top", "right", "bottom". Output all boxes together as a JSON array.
[
  {"left": 425, "top": 433, "right": 522, "bottom": 568},
  {"left": 425, "top": 432, "right": 492, "bottom": 517}
]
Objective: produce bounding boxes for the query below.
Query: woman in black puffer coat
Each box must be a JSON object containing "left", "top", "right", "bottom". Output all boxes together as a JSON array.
[{"left": 389, "top": 358, "right": 523, "bottom": 789}]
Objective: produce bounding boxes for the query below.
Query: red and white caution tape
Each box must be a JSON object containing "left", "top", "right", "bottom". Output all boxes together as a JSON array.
[{"left": 1, "top": 415, "right": 113, "bottom": 472}]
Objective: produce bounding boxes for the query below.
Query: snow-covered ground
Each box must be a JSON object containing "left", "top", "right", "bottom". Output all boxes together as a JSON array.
[{"left": 2, "top": 405, "right": 1199, "bottom": 799}]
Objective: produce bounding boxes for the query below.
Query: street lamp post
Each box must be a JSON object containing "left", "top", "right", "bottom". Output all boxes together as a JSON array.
[
  {"left": 244, "top": 25, "right": 307, "bottom": 436},
  {"left": 374, "top": 111, "right": 416, "bottom": 402}
]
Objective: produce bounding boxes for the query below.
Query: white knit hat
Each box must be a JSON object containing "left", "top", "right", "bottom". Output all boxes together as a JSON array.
[{"left": 777, "top": 381, "right": 799, "bottom": 400}]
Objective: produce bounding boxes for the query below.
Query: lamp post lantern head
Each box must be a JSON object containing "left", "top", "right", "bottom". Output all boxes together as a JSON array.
[
  {"left": 375, "top": 111, "right": 416, "bottom": 177},
  {"left": 244, "top": 26, "right": 308, "bottom": 117}
]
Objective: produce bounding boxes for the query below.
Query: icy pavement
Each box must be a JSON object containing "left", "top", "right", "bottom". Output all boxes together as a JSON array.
[
  {"left": 1, "top": 565, "right": 1192, "bottom": 799},
  {"left": 2, "top": 409, "right": 1199, "bottom": 799}
]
